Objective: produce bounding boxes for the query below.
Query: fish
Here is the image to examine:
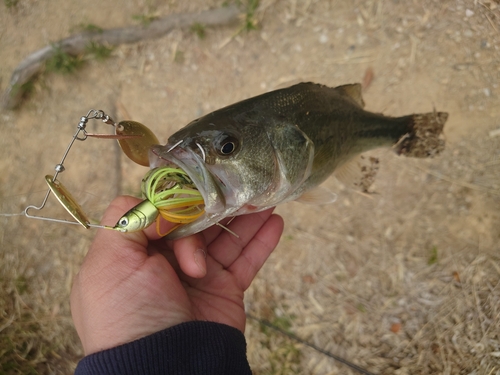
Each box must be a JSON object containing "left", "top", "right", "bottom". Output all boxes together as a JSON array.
[{"left": 148, "top": 82, "right": 448, "bottom": 239}]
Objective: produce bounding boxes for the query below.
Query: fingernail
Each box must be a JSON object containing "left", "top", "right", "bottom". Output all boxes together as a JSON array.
[{"left": 194, "top": 249, "right": 207, "bottom": 276}]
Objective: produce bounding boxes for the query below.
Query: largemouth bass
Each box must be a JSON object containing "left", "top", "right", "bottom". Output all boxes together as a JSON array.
[{"left": 149, "top": 82, "right": 448, "bottom": 239}]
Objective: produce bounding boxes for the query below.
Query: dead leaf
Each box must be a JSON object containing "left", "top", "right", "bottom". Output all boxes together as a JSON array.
[
  {"left": 362, "top": 67, "right": 374, "bottom": 91},
  {"left": 390, "top": 322, "right": 402, "bottom": 333}
]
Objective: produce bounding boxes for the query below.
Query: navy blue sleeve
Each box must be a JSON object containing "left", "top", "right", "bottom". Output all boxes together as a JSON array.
[{"left": 74, "top": 321, "right": 251, "bottom": 375}]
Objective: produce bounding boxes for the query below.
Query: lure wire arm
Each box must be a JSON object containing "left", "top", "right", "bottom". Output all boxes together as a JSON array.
[
  {"left": 22, "top": 210, "right": 111, "bottom": 230},
  {"left": 18, "top": 110, "right": 122, "bottom": 231}
]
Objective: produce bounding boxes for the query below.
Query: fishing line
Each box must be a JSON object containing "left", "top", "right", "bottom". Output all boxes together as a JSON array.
[{"left": 246, "top": 313, "right": 376, "bottom": 375}]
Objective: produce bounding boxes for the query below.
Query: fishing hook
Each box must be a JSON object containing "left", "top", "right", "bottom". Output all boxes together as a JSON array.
[
  {"left": 195, "top": 142, "right": 206, "bottom": 162},
  {"left": 166, "top": 140, "right": 183, "bottom": 153}
]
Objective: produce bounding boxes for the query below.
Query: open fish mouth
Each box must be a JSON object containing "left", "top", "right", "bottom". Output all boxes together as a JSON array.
[{"left": 148, "top": 144, "right": 227, "bottom": 238}]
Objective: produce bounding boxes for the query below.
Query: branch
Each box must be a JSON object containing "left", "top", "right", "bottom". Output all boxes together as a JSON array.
[{"left": 2, "top": 5, "right": 241, "bottom": 110}]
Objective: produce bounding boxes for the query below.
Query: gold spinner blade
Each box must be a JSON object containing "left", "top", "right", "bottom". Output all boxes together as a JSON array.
[{"left": 45, "top": 175, "right": 91, "bottom": 228}]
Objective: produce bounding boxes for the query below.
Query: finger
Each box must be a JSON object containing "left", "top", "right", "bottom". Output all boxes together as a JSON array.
[
  {"left": 78, "top": 196, "right": 153, "bottom": 286},
  {"left": 86, "top": 195, "right": 179, "bottom": 265},
  {"left": 207, "top": 208, "right": 277, "bottom": 269},
  {"left": 88, "top": 196, "right": 149, "bottom": 258},
  {"left": 170, "top": 233, "right": 207, "bottom": 278},
  {"left": 147, "top": 240, "right": 181, "bottom": 273},
  {"left": 96, "top": 196, "right": 209, "bottom": 278},
  {"left": 228, "top": 213, "right": 284, "bottom": 291}
]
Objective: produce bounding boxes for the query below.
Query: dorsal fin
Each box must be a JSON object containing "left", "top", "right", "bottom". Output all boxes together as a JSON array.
[
  {"left": 334, "top": 83, "right": 365, "bottom": 108},
  {"left": 333, "top": 154, "right": 379, "bottom": 192}
]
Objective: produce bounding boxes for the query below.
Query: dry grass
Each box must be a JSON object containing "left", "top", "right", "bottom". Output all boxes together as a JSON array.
[
  {"left": 246, "top": 151, "right": 500, "bottom": 374},
  {"left": 0, "top": 229, "right": 81, "bottom": 374},
  {"left": 1, "top": 0, "right": 499, "bottom": 374}
]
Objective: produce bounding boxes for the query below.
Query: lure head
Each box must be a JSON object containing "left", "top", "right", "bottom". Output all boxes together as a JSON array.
[{"left": 113, "top": 199, "right": 159, "bottom": 233}]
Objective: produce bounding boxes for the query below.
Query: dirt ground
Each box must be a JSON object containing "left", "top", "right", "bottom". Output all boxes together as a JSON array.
[{"left": 0, "top": 0, "right": 499, "bottom": 374}]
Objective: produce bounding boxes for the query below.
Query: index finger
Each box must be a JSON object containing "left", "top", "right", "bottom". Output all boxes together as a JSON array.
[
  {"left": 85, "top": 196, "right": 177, "bottom": 264},
  {"left": 96, "top": 196, "right": 208, "bottom": 279},
  {"left": 228, "top": 213, "right": 284, "bottom": 291}
]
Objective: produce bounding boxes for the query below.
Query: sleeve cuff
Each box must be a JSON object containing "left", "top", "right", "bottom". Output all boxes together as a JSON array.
[{"left": 75, "top": 321, "right": 251, "bottom": 375}]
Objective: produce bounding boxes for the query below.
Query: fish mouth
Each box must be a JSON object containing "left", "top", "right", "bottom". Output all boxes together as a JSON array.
[{"left": 149, "top": 144, "right": 226, "bottom": 239}]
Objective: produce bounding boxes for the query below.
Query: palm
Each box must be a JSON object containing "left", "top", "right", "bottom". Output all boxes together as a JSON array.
[
  {"left": 150, "top": 208, "right": 282, "bottom": 332},
  {"left": 181, "top": 263, "right": 245, "bottom": 331}
]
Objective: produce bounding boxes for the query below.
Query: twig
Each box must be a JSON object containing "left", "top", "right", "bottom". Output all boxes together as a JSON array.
[
  {"left": 2, "top": 5, "right": 241, "bottom": 110},
  {"left": 485, "top": 13, "right": 498, "bottom": 33},
  {"left": 247, "top": 313, "right": 377, "bottom": 375}
]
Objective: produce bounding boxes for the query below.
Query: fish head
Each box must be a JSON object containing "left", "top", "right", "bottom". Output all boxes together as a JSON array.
[{"left": 149, "top": 113, "right": 280, "bottom": 238}]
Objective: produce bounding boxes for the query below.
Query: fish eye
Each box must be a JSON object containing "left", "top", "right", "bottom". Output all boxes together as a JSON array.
[
  {"left": 118, "top": 217, "right": 129, "bottom": 227},
  {"left": 216, "top": 134, "right": 239, "bottom": 156},
  {"left": 221, "top": 141, "right": 235, "bottom": 155}
]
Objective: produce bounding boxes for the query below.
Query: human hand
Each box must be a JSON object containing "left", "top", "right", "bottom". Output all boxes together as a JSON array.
[{"left": 70, "top": 196, "right": 284, "bottom": 355}]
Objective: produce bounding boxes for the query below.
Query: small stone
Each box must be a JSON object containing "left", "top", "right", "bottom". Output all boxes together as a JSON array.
[{"left": 465, "top": 9, "right": 474, "bottom": 17}]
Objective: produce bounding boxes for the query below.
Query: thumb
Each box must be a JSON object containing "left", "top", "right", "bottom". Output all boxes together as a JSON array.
[{"left": 84, "top": 196, "right": 151, "bottom": 268}]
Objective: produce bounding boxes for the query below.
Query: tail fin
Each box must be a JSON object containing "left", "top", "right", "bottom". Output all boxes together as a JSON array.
[{"left": 395, "top": 112, "right": 448, "bottom": 158}]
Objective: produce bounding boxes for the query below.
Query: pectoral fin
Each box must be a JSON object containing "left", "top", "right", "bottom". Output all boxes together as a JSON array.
[
  {"left": 334, "top": 154, "right": 380, "bottom": 192},
  {"left": 296, "top": 186, "right": 337, "bottom": 205}
]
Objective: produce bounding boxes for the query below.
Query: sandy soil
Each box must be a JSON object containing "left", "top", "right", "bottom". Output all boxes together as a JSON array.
[{"left": 0, "top": 0, "right": 499, "bottom": 374}]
